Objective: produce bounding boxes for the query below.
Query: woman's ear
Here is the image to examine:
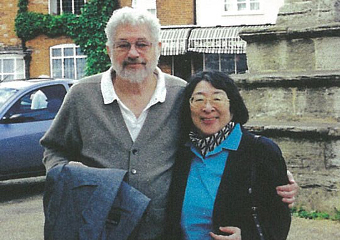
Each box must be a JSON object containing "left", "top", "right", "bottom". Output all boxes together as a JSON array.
[{"left": 230, "top": 112, "right": 234, "bottom": 121}]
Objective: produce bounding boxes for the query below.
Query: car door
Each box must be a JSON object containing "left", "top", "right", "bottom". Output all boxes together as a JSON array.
[{"left": 0, "top": 84, "right": 67, "bottom": 179}]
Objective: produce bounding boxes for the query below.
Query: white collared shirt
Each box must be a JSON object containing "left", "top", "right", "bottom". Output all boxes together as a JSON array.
[{"left": 101, "top": 67, "right": 167, "bottom": 141}]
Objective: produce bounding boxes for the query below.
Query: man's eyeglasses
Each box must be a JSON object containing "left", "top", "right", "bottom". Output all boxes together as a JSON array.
[
  {"left": 113, "top": 41, "right": 153, "bottom": 53},
  {"left": 189, "top": 93, "right": 230, "bottom": 109}
]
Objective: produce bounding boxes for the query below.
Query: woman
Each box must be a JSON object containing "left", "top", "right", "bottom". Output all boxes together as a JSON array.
[{"left": 168, "top": 71, "right": 291, "bottom": 240}]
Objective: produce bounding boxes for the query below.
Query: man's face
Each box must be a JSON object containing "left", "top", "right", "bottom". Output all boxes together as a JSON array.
[{"left": 108, "top": 24, "right": 161, "bottom": 83}]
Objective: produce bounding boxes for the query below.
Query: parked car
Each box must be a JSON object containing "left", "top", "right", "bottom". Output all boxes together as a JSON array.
[{"left": 0, "top": 78, "right": 77, "bottom": 180}]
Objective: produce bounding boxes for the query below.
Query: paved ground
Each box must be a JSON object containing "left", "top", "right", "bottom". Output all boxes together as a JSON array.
[
  {"left": 1, "top": 176, "right": 339, "bottom": 240},
  {"left": 0, "top": 195, "right": 339, "bottom": 240},
  {"left": 287, "top": 216, "right": 340, "bottom": 240}
]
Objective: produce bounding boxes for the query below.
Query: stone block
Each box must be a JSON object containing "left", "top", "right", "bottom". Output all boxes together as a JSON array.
[
  {"left": 240, "top": 86, "right": 340, "bottom": 122},
  {"left": 246, "top": 40, "right": 287, "bottom": 73},
  {"left": 315, "top": 36, "right": 340, "bottom": 70},
  {"left": 269, "top": 137, "right": 340, "bottom": 214},
  {"left": 286, "top": 38, "right": 315, "bottom": 71}
]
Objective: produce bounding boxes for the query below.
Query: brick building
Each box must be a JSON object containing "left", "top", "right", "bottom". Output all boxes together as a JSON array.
[{"left": 0, "top": 1, "right": 26, "bottom": 80}]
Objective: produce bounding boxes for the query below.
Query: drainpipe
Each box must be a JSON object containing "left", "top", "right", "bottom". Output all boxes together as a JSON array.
[
  {"left": 193, "top": 0, "right": 197, "bottom": 25},
  {"left": 22, "top": 40, "right": 31, "bottom": 80}
]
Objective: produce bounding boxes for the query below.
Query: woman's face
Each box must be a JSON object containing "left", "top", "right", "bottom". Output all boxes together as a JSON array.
[{"left": 190, "top": 80, "right": 233, "bottom": 136}]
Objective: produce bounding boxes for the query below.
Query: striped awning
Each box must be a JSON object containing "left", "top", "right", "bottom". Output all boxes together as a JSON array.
[
  {"left": 188, "top": 26, "right": 248, "bottom": 54},
  {"left": 160, "top": 28, "right": 191, "bottom": 56}
]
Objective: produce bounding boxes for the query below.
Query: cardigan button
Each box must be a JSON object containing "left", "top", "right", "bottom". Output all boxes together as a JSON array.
[
  {"left": 131, "top": 169, "right": 137, "bottom": 174},
  {"left": 132, "top": 149, "right": 138, "bottom": 155}
]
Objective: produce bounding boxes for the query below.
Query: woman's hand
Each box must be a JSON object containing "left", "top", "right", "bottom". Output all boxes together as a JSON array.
[
  {"left": 276, "top": 170, "right": 299, "bottom": 208},
  {"left": 210, "top": 227, "right": 241, "bottom": 240}
]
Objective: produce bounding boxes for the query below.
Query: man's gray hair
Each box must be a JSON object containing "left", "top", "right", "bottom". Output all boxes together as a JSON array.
[{"left": 105, "top": 7, "right": 161, "bottom": 47}]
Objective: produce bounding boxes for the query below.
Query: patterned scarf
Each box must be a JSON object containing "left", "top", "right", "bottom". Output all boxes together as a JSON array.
[{"left": 189, "top": 121, "right": 235, "bottom": 157}]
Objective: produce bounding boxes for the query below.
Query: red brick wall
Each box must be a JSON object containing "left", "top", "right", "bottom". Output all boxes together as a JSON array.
[
  {"left": 28, "top": 0, "right": 49, "bottom": 13},
  {"left": 117, "top": 0, "right": 195, "bottom": 26},
  {"left": 119, "top": 0, "right": 132, "bottom": 7},
  {"left": 0, "top": 1, "right": 22, "bottom": 48},
  {"left": 26, "top": 35, "right": 74, "bottom": 78},
  {"left": 157, "top": 0, "right": 194, "bottom": 25}
]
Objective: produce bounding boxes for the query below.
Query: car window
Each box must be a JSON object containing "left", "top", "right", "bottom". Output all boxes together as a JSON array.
[
  {"left": 0, "top": 88, "right": 18, "bottom": 107},
  {"left": 4, "top": 84, "right": 67, "bottom": 123}
]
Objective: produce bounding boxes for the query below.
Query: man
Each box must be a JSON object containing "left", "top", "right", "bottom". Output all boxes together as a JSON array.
[{"left": 41, "top": 7, "right": 297, "bottom": 239}]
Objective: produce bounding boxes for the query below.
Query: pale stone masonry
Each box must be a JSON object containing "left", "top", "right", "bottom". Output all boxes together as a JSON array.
[{"left": 237, "top": 0, "right": 340, "bottom": 215}]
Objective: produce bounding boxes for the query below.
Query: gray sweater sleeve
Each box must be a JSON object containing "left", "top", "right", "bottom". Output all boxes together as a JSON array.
[{"left": 40, "top": 84, "right": 83, "bottom": 171}]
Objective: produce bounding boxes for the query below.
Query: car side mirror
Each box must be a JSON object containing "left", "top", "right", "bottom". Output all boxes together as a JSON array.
[{"left": 0, "top": 115, "right": 11, "bottom": 124}]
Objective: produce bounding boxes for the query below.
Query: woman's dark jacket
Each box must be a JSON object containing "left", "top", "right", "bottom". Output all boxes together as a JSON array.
[{"left": 166, "top": 127, "right": 291, "bottom": 240}]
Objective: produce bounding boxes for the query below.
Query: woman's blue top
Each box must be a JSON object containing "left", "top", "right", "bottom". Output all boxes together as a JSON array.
[{"left": 180, "top": 123, "right": 242, "bottom": 240}]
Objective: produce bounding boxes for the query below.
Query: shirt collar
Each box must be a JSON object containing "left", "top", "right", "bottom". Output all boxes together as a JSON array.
[
  {"left": 187, "top": 123, "right": 243, "bottom": 157},
  {"left": 219, "top": 123, "right": 242, "bottom": 151},
  {"left": 101, "top": 67, "right": 167, "bottom": 105}
]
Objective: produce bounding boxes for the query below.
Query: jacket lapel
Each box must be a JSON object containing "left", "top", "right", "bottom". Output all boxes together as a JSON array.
[{"left": 64, "top": 165, "right": 127, "bottom": 240}]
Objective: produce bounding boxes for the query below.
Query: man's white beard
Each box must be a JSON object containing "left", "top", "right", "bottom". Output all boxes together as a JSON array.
[
  {"left": 111, "top": 53, "right": 159, "bottom": 84},
  {"left": 115, "top": 65, "right": 151, "bottom": 84}
]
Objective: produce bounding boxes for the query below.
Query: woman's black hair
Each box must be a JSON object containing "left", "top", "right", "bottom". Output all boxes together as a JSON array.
[{"left": 181, "top": 70, "right": 249, "bottom": 137}]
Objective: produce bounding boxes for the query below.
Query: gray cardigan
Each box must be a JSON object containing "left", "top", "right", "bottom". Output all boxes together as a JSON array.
[{"left": 40, "top": 71, "right": 186, "bottom": 239}]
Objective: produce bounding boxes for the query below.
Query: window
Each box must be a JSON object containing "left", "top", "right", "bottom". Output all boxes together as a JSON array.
[
  {"left": 0, "top": 55, "right": 25, "bottom": 81},
  {"left": 224, "top": 0, "right": 260, "bottom": 13},
  {"left": 4, "top": 85, "right": 66, "bottom": 123},
  {"left": 50, "top": 44, "right": 86, "bottom": 79},
  {"left": 203, "top": 53, "right": 247, "bottom": 74},
  {"left": 49, "top": 0, "right": 87, "bottom": 15},
  {"left": 132, "top": 0, "right": 157, "bottom": 16},
  {"left": 0, "top": 88, "right": 18, "bottom": 107}
]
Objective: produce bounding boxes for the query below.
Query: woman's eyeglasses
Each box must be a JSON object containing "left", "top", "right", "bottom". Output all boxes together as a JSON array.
[{"left": 189, "top": 93, "right": 230, "bottom": 109}]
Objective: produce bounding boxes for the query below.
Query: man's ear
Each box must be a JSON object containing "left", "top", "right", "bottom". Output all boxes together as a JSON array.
[
  {"left": 157, "top": 41, "right": 162, "bottom": 52},
  {"left": 106, "top": 46, "right": 111, "bottom": 57},
  {"left": 156, "top": 41, "right": 162, "bottom": 58}
]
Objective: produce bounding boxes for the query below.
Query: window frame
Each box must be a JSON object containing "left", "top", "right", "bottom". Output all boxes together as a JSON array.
[
  {"left": 50, "top": 44, "right": 87, "bottom": 80},
  {"left": 223, "top": 0, "right": 262, "bottom": 15},
  {"left": 4, "top": 84, "right": 67, "bottom": 123},
  {"left": 132, "top": 0, "right": 157, "bottom": 17},
  {"left": 0, "top": 55, "right": 25, "bottom": 81},
  {"left": 202, "top": 53, "right": 248, "bottom": 74},
  {"left": 49, "top": 0, "right": 87, "bottom": 15}
]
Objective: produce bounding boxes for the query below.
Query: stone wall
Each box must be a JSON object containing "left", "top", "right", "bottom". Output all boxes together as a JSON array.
[
  {"left": 232, "top": 71, "right": 340, "bottom": 216},
  {"left": 236, "top": 0, "right": 340, "bottom": 215},
  {"left": 269, "top": 136, "right": 340, "bottom": 213},
  {"left": 243, "top": 31, "right": 340, "bottom": 73}
]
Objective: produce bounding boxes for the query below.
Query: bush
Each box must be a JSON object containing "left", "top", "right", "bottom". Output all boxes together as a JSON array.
[{"left": 291, "top": 207, "right": 338, "bottom": 221}]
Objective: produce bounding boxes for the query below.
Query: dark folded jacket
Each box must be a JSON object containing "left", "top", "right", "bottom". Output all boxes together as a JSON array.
[{"left": 44, "top": 164, "right": 150, "bottom": 240}]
